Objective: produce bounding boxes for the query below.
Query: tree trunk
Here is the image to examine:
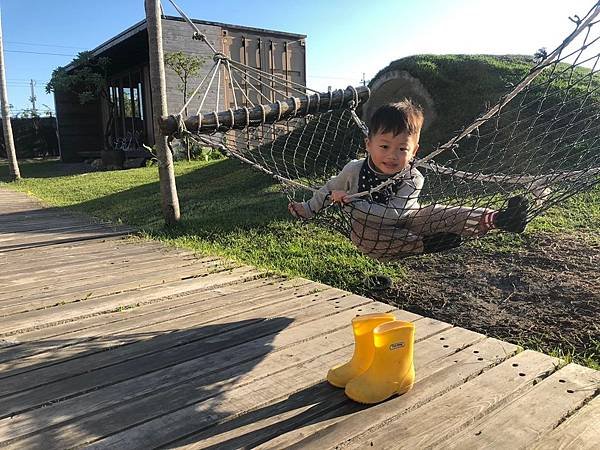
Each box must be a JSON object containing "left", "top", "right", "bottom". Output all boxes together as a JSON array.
[
  {"left": 0, "top": 8, "right": 21, "bottom": 181},
  {"left": 101, "top": 94, "right": 124, "bottom": 169},
  {"left": 183, "top": 80, "right": 190, "bottom": 161},
  {"left": 145, "top": 0, "right": 180, "bottom": 224}
]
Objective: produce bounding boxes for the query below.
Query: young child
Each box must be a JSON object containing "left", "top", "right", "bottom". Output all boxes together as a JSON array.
[{"left": 288, "top": 100, "right": 528, "bottom": 261}]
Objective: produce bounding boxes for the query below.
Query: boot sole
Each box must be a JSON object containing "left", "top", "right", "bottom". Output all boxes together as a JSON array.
[
  {"left": 327, "top": 379, "right": 347, "bottom": 389},
  {"left": 345, "top": 383, "right": 415, "bottom": 404}
]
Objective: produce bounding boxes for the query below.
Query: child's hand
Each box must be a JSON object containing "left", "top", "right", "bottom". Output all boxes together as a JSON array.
[
  {"left": 288, "top": 202, "right": 310, "bottom": 219},
  {"left": 330, "top": 190, "right": 351, "bottom": 204}
]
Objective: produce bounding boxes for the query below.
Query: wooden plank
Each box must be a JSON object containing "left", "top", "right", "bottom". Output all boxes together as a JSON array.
[
  {"left": 0, "top": 225, "right": 133, "bottom": 246},
  {"left": 19, "top": 236, "right": 177, "bottom": 255},
  {"left": 0, "top": 226, "right": 130, "bottom": 243},
  {"left": 2, "top": 267, "right": 266, "bottom": 337},
  {"left": 0, "top": 237, "right": 162, "bottom": 262},
  {"left": 0, "top": 244, "right": 175, "bottom": 274},
  {"left": 0, "top": 301, "right": 399, "bottom": 446},
  {"left": 0, "top": 278, "right": 319, "bottom": 376},
  {"left": 0, "top": 216, "right": 91, "bottom": 227},
  {"left": 530, "top": 395, "right": 600, "bottom": 450},
  {"left": 0, "top": 220, "right": 98, "bottom": 233},
  {"left": 0, "top": 243, "right": 179, "bottom": 276},
  {"left": 0, "top": 205, "right": 73, "bottom": 213},
  {"left": 0, "top": 216, "right": 106, "bottom": 231},
  {"left": 0, "top": 284, "right": 352, "bottom": 400},
  {"left": 0, "top": 253, "right": 215, "bottom": 297},
  {"left": 251, "top": 335, "right": 517, "bottom": 450},
  {"left": 0, "top": 258, "right": 228, "bottom": 313},
  {"left": 1, "top": 252, "right": 219, "bottom": 294},
  {"left": 1, "top": 253, "right": 204, "bottom": 292},
  {"left": 0, "top": 204, "right": 41, "bottom": 213},
  {"left": 0, "top": 276, "right": 294, "bottom": 363},
  {"left": 0, "top": 266, "right": 264, "bottom": 336},
  {"left": 0, "top": 230, "right": 133, "bottom": 253},
  {"left": 0, "top": 224, "right": 129, "bottom": 244},
  {"left": 0, "top": 244, "right": 193, "bottom": 280},
  {"left": 339, "top": 350, "right": 559, "bottom": 449},
  {"left": 0, "top": 238, "right": 143, "bottom": 264},
  {"left": 0, "top": 253, "right": 205, "bottom": 297},
  {"left": 439, "top": 363, "right": 600, "bottom": 449},
  {"left": 0, "top": 214, "right": 126, "bottom": 231},
  {"left": 0, "top": 277, "right": 294, "bottom": 348}
]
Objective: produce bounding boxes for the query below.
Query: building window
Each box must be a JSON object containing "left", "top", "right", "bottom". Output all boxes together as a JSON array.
[{"left": 108, "top": 69, "right": 145, "bottom": 151}]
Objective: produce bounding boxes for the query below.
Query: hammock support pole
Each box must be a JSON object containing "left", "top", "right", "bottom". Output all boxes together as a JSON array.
[{"left": 159, "top": 85, "right": 370, "bottom": 135}]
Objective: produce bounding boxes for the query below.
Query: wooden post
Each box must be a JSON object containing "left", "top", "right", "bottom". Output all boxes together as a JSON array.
[
  {"left": 0, "top": 7, "right": 21, "bottom": 181},
  {"left": 145, "top": 0, "right": 180, "bottom": 225}
]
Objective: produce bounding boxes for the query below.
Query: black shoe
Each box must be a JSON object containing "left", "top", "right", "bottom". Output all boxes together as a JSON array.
[
  {"left": 422, "top": 232, "right": 462, "bottom": 254},
  {"left": 495, "top": 196, "right": 529, "bottom": 233}
]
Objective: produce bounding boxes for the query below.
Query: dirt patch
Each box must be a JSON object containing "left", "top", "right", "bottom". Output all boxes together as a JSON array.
[{"left": 374, "top": 232, "right": 599, "bottom": 364}]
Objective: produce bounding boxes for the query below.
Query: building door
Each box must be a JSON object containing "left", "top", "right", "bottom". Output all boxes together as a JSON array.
[{"left": 108, "top": 69, "right": 146, "bottom": 155}]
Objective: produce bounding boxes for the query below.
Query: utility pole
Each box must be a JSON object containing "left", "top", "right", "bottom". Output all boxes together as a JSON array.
[
  {"left": 0, "top": 7, "right": 21, "bottom": 181},
  {"left": 29, "top": 79, "right": 36, "bottom": 116},
  {"left": 145, "top": 0, "right": 180, "bottom": 224}
]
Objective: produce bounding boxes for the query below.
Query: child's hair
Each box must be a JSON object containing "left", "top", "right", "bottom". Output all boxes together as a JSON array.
[{"left": 368, "top": 99, "right": 424, "bottom": 138}]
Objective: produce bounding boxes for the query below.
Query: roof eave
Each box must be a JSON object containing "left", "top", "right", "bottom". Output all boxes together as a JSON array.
[{"left": 63, "top": 15, "right": 306, "bottom": 72}]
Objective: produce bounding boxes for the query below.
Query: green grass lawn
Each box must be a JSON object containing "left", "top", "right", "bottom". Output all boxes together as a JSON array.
[
  {"left": 2, "top": 158, "right": 598, "bottom": 292},
  {"left": 0, "top": 158, "right": 404, "bottom": 292}
]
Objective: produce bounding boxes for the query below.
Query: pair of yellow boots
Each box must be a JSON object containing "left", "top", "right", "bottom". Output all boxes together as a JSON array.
[{"left": 327, "top": 312, "right": 415, "bottom": 404}]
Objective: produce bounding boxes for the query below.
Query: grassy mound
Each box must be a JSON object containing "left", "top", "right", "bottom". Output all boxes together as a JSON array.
[{"left": 370, "top": 54, "right": 537, "bottom": 150}]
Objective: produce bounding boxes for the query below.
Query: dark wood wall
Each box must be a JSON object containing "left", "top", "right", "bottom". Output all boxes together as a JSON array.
[{"left": 55, "top": 90, "right": 103, "bottom": 162}]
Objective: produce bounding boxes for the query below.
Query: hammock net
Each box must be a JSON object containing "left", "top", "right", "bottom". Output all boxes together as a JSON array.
[{"left": 162, "top": 0, "right": 600, "bottom": 261}]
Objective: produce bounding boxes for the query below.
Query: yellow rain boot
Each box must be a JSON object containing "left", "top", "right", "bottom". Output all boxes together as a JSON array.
[
  {"left": 345, "top": 320, "right": 415, "bottom": 404},
  {"left": 327, "top": 313, "right": 395, "bottom": 388}
]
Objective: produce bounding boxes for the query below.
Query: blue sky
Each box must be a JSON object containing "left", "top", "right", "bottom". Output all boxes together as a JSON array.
[{"left": 1, "top": 0, "right": 595, "bottom": 115}]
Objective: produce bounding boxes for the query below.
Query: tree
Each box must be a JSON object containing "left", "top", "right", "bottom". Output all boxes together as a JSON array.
[
  {"left": 165, "top": 51, "right": 205, "bottom": 161},
  {"left": 145, "top": 0, "right": 180, "bottom": 225},
  {"left": 0, "top": 7, "right": 20, "bottom": 180},
  {"left": 165, "top": 51, "right": 205, "bottom": 113},
  {"left": 41, "top": 104, "right": 54, "bottom": 117},
  {"left": 46, "top": 52, "right": 122, "bottom": 168},
  {"left": 15, "top": 108, "right": 39, "bottom": 119},
  {"left": 533, "top": 47, "right": 548, "bottom": 64}
]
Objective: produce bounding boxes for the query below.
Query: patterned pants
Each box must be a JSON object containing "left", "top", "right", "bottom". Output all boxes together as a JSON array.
[{"left": 350, "top": 204, "right": 492, "bottom": 261}]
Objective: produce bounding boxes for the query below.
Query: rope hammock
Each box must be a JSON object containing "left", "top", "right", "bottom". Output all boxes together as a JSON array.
[{"left": 161, "top": 0, "right": 600, "bottom": 261}]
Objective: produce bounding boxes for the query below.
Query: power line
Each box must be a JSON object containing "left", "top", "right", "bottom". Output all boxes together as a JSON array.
[
  {"left": 8, "top": 78, "right": 50, "bottom": 82},
  {"left": 5, "top": 49, "right": 76, "bottom": 57},
  {"left": 6, "top": 83, "right": 51, "bottom": 88},
  {"left": 6, "top": 40, "right": 86, "bottom": 50},
  {"left": 7, "top": 80, "right": 49, "bottom": 84}
]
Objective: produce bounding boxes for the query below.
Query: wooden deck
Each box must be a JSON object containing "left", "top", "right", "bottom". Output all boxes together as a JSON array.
[{"left": 1, "top": 187, "right": 598, "bottom": 450}]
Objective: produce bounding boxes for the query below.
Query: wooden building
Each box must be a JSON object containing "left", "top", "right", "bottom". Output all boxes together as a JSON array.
[{"left": 54, "top": 16, "right": 306, "bottom": 162}]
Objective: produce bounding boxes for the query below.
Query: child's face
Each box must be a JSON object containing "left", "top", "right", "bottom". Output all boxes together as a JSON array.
[{"left": 365, "top": 130, "right": 419, "bottom": 175}]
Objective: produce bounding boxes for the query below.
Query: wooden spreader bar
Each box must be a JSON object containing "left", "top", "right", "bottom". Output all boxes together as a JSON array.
[{"left": 159, "top": 85, "right": 370, "bottom": 135}]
